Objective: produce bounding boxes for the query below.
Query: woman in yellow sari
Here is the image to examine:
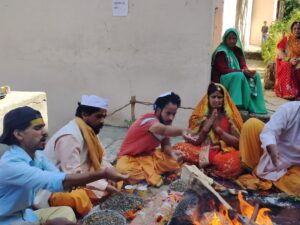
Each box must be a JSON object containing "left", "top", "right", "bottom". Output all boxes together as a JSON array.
[{"left": 174, "top": 83, "right": 244, "bottom": 179}]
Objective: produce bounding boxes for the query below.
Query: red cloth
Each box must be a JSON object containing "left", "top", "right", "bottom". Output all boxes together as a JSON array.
[
  {"left": 117, "top": 113, "right": 161, "bottom": 157},
  {"left": 211, "top": 47, "right": 248, "bottom": 83},
  {"left": 277, "top": 36, "right": 288, "bottom": 50},
  {"left": 275, "top": 36, "right": 299, "bottom": 99},
  {"left": 173, "top": 142, "right": 242, "bottom": 179},
  {"left": 173, "top": 116, "right": 242, "bottom": 179},
  {"left": 211, "top": 150, "right": 242, "bottom": 179}
]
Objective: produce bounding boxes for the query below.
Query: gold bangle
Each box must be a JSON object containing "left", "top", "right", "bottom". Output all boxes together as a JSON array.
[
  {"left": 104, "top": 167, "right": 109, "bottom": 177},
  {"left": 218, "top": 129, "right": 225, "bottom": 137}
]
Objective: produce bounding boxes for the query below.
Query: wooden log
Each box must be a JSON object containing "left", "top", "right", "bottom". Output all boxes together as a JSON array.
[
  {"left": 130, "top": 96, "right": 136, "bottom": 121},
  {"left": 181, "top": 164, "right": 259, "bottom": 225},
  {"left": 249, "top": 203, "right": 260, "bottom": 224},
  {"left": 181, "top": 164, "right": 232, "bottom": 210}
]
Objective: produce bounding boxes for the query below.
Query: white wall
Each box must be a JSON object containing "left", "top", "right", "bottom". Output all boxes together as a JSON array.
[
  {"left": 212, "top": 0, "right": 224, "bottom": 50},
  {"left": 249, "top": 0, "right": 277, "bottom": 46},
  {"left": 0, "top": 0, "right": 214, "bottom": 134},
  {"left": 244, "top": 0, "right": 253, "bottom": 49},
  {"left": 222, "top": 0, "right": 237, "bottom": 35}
]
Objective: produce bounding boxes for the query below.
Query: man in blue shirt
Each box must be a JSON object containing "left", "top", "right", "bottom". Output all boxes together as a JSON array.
[{"left": 0, "top": 106, "right": 129, "bottom": 225}]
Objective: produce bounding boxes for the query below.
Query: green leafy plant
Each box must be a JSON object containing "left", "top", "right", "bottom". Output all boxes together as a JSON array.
[
  {"left": 262, "top": 20, "right": 286, "bottom": 64},
  {"left": 284, "top": 0, "right": 300, "bottom": 20},
  {"left": 124, "top": 119, "right": 135, "bottom": 128},
  {"left": 262, "top": 11, "right": 300, "bottom": 64}
]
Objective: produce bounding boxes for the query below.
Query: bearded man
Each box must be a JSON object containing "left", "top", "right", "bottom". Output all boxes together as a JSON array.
[{"left": 116, "top": 92, "right": 190, "bottom": 186}]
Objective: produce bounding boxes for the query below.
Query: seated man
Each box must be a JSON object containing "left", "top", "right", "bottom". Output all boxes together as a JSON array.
[
  {"left": 0, "top": 106, "right": 128, "bottom": 225},
  {"left": 44, "top": 95, "right": 119, "bottom": 215},
  {"left": 238, "top": 101, "right": 300, "bottom": 196},
  {"left": 116, "top": 92, "right": 190, "bottom": 186}
]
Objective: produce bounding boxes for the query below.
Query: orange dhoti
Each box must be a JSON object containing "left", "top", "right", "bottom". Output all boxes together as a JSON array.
[
  {"left": 238, "top": 118, "right": 300, "bottom": 196},
  {"left": 116, "top": 149, "right": 181, "bottom": 186}
]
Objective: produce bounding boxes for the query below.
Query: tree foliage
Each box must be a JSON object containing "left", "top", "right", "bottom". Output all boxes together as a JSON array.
[
  {"left": 262, "top": 11, "right": 300, "bottom": 64},
  {"left": 284, "top": 0, "right": 300, "bottom": 20}
]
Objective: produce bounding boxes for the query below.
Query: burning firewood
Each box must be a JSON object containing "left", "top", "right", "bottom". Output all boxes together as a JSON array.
[
  {"left": 181, "top": 165, "right": 233, "bottom": 209},
  {"left": 180, "top": 164, "right": 262, "bottom": 225},
  {"left": 249, "top": 202, "right": 260, "bottom": 223}
]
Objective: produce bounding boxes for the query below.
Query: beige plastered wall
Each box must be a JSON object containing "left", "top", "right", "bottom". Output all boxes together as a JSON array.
[
  {"left": 250, "top": 0, "right": 277, "bottom": 46},
  {"left": 212, "top": 0, "right": 224, "bottom": 51},
  {"left": 212, "top": 0, "right": 239, "bottom": 50},
  {"left": 0, "top": 0, "right": 214, "bottom": 134}
]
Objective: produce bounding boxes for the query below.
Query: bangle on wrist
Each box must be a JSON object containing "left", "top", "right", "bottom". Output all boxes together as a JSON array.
[
  {"left": 202, "top": 128, "right": 209, "bottom": 134},
  {"left": 218, "top": 129, "right": 224, "bottom": 137},
  {"left": 103, "top": 167, "right": 108, "bottom": 177}
]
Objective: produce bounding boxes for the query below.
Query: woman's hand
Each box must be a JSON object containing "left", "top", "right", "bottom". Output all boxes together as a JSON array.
[
  {"left": 212, "top": 113, "right": 224, "bottom": 136},
  {"left": 213, "top": 125, "right": 224, "bottom": 137},
  {"left": 243, "top": 69, "right": 254, "bottom": 78},
  {"left": 203, "top": 109, "right": 218, "bottom": 132},
  {"left": 290, "top": 57, "right": 299, "bottom": 66}
]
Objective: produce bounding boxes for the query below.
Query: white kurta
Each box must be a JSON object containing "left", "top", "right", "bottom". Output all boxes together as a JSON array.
[
  {"left": 257, "top": 101, "right": 300, "bottom": 181},
  {"left": 44, "top": 119, "right": 111, "bottom": 197}
]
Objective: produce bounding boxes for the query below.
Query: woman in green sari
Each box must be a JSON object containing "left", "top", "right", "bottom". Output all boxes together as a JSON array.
[{"left": 211, "top": 28, "right": 267, "bottom": 114}]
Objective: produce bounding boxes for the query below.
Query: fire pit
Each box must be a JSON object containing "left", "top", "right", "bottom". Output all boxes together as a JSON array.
[{"left": 168, "top": 165, "right": 274, "bottom": 225}]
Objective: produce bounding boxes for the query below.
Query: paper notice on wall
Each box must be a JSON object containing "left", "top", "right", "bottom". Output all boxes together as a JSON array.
[{"left": 112, "top": 0, "right": 128, "bottom": 17}]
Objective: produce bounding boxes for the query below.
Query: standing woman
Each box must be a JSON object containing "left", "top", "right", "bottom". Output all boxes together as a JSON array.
[
  {"left": 211, "top": 28, "right": 267, "bottom": 114},
  {"left": 275, "top": 21, "right": 300, "bottom": 99}
]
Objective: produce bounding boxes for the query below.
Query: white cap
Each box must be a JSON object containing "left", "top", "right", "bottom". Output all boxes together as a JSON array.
[
  {"left": 158, "top": 91, "right": 172, "bottom": 98},
  {"left": 81, "top": 95, "right": 109, "bottom": 109},
  {"left": 153, "top": 91, "right": 173, "bottom": 110}
]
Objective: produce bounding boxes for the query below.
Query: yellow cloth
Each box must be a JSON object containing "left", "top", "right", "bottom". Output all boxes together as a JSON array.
[
  {"left": 239, "top": 118, "right": 264, "bottom": 169},
  {"left": 273, "top": 166, "right": 300, "bottom": 196},
  {"left": 50, "top": 189, "right": 92, "bottom": 216},
  {"left": 75, "top": 117, "right": 104, "bottom": 170},
  {"left": 35, "top": 206, "right": 76, "bottom": 224},
  {"left": 237, "top": 118, "right": 300, "bottom": 196},
  {"left": 189, "top": 83, "right": 243, "bottom": 150},
  {"left": 288, "top": 34, "right": 300, "bottom": 58},
  {"left": 116, "top": 149, "right": 180, "bottom": 186}
]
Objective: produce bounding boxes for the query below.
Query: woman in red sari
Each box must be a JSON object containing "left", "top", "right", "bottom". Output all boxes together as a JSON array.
[
  {"left": 174, "top": 83, "right": 244, "bottom": 179},
  {"left": 275, "top": 21, "right": 300, "bottom": 99}
]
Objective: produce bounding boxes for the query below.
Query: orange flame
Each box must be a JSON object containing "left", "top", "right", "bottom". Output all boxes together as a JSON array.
[
  {"left": 190, "top": 192, "right": 273, "bottom": 225},
  {"left": 192, "top": 209, "right": 231, "bottom": 225},
  {"left": 238, "top": 192, "right": 273, "bottom": 225}
]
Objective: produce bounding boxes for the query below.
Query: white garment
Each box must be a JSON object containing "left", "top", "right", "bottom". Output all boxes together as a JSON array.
[
  {"left": 44, "top": 119, "right": 110, "bottom": 196},
  {"left": 257, "top": 101, "right": 300, "bottom": 181}
]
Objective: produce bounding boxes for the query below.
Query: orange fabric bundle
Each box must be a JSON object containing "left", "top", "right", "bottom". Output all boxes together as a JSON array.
[{"left": 50, "top": 189, "right": 92, "bottom": 216}]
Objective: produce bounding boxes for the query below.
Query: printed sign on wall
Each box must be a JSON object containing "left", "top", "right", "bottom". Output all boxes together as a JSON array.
[{"left": 112, "top": 0, "right": 128, "bottom": 17}]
